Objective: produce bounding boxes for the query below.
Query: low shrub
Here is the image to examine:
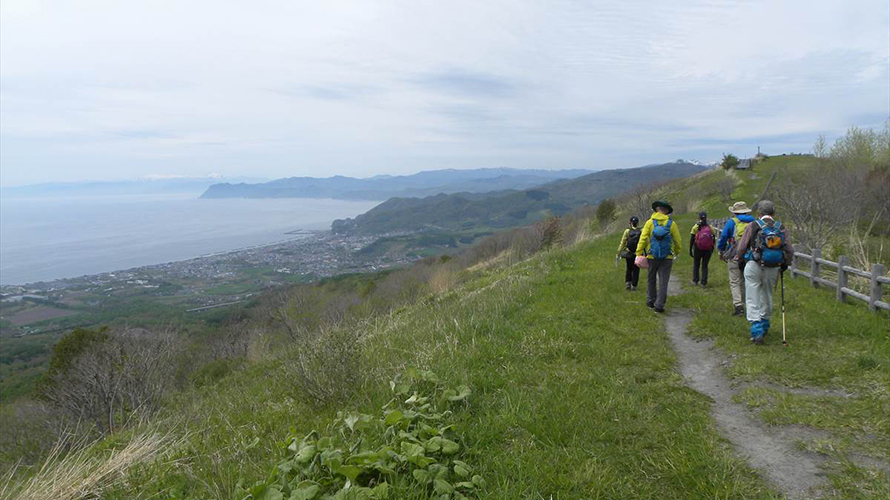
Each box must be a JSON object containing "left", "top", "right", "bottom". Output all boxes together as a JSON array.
[
  {"left": 237, "top": 369, "right": 482, "bottom": 500},
  {"left": 287, "top": 325, "right": 365, "bottom": 405}
]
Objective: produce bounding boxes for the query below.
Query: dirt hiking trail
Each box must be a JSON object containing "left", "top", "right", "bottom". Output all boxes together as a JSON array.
[{"left": 663, "top": 277, "right": 826, "bottom": 499}]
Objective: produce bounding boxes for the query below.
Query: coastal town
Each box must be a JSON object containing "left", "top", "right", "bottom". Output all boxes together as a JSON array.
[{"left": 0, "top": 231, "right": 421, "bottom": 337}]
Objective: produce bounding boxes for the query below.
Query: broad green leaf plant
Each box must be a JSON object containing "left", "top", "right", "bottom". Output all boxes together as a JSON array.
[{"left": 237, "top": 369, "right": 482, "bottom": 500}]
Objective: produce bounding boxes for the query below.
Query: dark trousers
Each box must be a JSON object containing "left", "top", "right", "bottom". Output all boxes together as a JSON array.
[
  {"left": 624, "top": 256, "right": 640, "bottom": 287},
  {"left": 692, "top": 250, "right": 713, "bottom": 284},
  {"left": 647, "top": 258, "right": 673, "bottom": 309}
]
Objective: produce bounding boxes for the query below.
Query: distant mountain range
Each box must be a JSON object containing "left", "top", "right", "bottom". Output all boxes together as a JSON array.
[
  {"left": 199, "top": 168, "right": 596, "bottom": 201},
  {"left": 1, "top": 176, "right": 266, "bottom": 198},
  {"left": 332, "top": 161, "right": 709, "bottom": 235}
]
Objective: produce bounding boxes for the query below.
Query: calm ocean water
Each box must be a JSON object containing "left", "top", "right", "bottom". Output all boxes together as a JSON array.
[{"left": 0, "top": 194, "right": 379, "bottom": 285}]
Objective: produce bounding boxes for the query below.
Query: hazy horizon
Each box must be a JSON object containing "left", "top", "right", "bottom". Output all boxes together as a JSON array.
[
  {"left": 0, "top": 163, "right": 692, "bottom": 189},
  {"left": 2, "top": 1, "right": 888, "bottom": 186}
]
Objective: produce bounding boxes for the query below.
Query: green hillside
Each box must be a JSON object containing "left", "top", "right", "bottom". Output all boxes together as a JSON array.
[
  {"left": 656, "top": 154, "right": 813, "bottom": 217},
  {"left": 332, "top": 161, "right": 706, "bottom": 235},
  {"left": 4, "top": 156, "right": 888, "bottom": 499}
]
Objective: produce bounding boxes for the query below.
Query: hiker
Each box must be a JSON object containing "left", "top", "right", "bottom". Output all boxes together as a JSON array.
[
  {"left": 635, "top": 200, "right": 681, "bottom": 313},
  {"left": 734, "top": 200, "right": 794, "bottom": 344},
  {"left": 718, "top": 201, "right": 756, "bottom": 315},
  {"left": 689, "top": 211, "right": 716, "bottom": 287},
  {"left": 616, "top": 216, "right": 642, "bottom": 290}
]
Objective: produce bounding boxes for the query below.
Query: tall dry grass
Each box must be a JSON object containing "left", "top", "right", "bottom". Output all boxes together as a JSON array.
[{"left": 0, "top": 432, "right": 173, "bottom": 500}]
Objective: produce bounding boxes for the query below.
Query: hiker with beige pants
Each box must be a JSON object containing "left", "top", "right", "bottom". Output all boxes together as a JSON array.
[{"left": 717, "top": 202, "right": 756, "bottom": 316}]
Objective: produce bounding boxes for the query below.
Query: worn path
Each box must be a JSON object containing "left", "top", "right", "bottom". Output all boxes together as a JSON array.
[{"left": 663, "top": 277, "right": 826, "bottom": 499}]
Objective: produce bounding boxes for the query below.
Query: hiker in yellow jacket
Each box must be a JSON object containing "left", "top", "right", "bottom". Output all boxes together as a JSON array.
[
  {"left": 635, "top": 200, "right": 681, "bottom": 313},
  {"left": 616, "top": 216, "right": 642, "bottom": 290}
]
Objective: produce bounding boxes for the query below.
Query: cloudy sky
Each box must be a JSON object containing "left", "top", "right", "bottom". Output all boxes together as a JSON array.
[{"left": 1, "top": 0, "right": 888, "bottom": 186}]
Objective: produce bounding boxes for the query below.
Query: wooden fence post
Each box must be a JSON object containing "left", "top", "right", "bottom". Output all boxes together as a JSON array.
[
  {"left": 791, "top": 253, "right": 798, "bottom": 279},
  {"left": 870, "top": 264, "right": 885, "bottom": 312},
  {"left": 811, "top": 248, "right": 821, "bottom": 288},
  {"left": 836, "top": 255, "right": 848, "bottom": 303}
]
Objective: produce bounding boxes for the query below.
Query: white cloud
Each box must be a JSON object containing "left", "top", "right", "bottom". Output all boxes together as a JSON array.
[{"left": 1, "top": 0, "right": 888, "bottom": 185}]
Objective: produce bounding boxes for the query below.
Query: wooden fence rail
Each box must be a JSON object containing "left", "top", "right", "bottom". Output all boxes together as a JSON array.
[{"left": 790, "top": 249, "right": 889, "bottom": 312}]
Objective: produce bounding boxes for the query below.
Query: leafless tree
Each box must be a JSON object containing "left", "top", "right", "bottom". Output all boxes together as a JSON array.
[
  {"left": 625, "top": 184, "right": 653, "bottom": 220},
  {"left": 777, "top": 163, "right": 860, "bottom": 253},
  {"left": 269, "top": 288, "right": 324, "bottom": 342},
  {"left": 778, "top": 125, "right": 890, "bottom": 254},
  {"left": 718, "top": 175, "right": 736, "bottom": 202},
  {"left": 622, "top": 181, "right": 670, "bottom": 220},
  {"left": 208, "top": 322, "right": 252, "bottom": 360},
  {"left": 41, "top": 328, "right": 182, "bottom": 435},
  {"left": 540, "top": 216, "right": 562, "bottom": 249}
]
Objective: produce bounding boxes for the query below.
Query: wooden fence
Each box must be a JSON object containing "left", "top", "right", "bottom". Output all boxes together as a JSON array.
[{"left": 790, "top": 249, "right": 889, "bottom": 312}]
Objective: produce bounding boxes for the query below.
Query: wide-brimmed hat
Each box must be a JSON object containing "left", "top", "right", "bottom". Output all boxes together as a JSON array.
[
  {"left": 652, "top": 200, "right": 673, "bottom": 214},
  {"left": 728, "top": 201, "right": 752, "bottom": 214}
]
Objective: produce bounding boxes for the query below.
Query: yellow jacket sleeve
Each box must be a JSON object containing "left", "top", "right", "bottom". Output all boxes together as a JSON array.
[
  {"left": 617, "top": 229, "right": 629, "bottom": 256},
  {"left": 635, "top": 220, "right": 653, "bottom": 256},
  {"left": 671, "top": 219, "right": 682, "bottom": 256}
]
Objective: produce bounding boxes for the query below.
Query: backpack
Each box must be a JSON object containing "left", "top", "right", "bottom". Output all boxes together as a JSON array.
[
  {"left": 649, "top": 218, "right": 673, "bottom": 259},
  {"left": 731, "top": 216, "right": 750, "bottom": 241},
  {"left": 694, "top": 224, "right": 715, "bottom": 251},
  {"left": 721, "top": 216, "right": 751, "bottom": 260},
  {"left": 752, "top": 219, "right": 785, "bottom": 267},
  {"left": 626, "top": 228, "right": 642, "bottom": 253}
]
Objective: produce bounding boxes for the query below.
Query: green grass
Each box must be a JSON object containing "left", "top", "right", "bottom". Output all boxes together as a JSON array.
[
  {"left": 95, "top": 235, "right": 782, "bottom": 499},
  {"left": 51, "top": 220, "right": 889, "bottom": 498},
  {"left": 9, "top": 156, "right": 889, "bottom": 498},
  {"left": 665, "top": 210, "right": 889, "bottom": 498}
]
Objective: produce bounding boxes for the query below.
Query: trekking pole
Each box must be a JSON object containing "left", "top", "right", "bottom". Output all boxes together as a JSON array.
[{"left": 781, "top": 270, "right": 788, "bottom": 347}]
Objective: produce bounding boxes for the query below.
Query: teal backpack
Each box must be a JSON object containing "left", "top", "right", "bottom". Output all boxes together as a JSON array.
[
  {"left": 752, "top": 219, "right": 785, "bottom": 267},
  {"left": 650, "top": 219, "right": 673, "bottom": 259}
]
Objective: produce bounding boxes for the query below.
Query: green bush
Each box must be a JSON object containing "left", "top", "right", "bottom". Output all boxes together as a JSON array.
[
  {"left": 189, "top": 358, "right": 242, "bottom": 388},
  {"left": 38, "top": 326, "right": 108, "bottom": 393},
  {"left": 721, "top": 153, "right": 739, "bottom": 170},
  {"left": 237, "top": 370, "right": 482, "bottom": 500}
]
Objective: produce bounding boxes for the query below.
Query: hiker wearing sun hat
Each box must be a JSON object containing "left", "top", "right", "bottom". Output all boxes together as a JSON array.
[
  {"left": 635, "top": 200, "right": 681, "bottom": 313},
  {"left": 718, "top": 201, "right": 756, "bottom": 315}
]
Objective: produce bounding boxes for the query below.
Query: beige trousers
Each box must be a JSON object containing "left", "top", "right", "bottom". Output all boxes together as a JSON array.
[{"left": 728, "top": 260, "right": 746, "bottom": 308}]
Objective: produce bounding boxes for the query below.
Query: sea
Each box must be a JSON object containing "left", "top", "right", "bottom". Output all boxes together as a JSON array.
[{"left": 0, "top": 194, "right": 380, "bottom": 286}]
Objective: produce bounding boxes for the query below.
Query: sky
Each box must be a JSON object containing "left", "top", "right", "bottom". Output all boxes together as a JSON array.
[{"left": 1, "top": 0, "right": 888, "bottom": 186}]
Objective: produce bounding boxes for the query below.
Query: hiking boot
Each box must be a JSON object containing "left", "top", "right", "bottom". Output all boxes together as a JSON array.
[
  {"left": 647, "top": 302, "right": 655, "bottom": 309},
  {"left": 700, "top": 282, "right": 707, "bottom": 287},
  {"left": 631, "top": 285, "right": 637, "bottom": 291},
  {"left": 753, "top": 336, "right": 764, "bottom": 345},
  {"left": 654, "top": 307, "right": 665, "bottom": 313},
  {"left": 625, "top": 282, "right": 632, "bottom": 290},
  {"left": 749, "top": 320, "right": 764, "bottom": 340},
  {"left": 733, "top": 305, "right": 744, "bottom": 316}
]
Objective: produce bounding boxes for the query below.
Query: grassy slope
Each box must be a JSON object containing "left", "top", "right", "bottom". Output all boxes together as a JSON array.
[
  {"left": 22, "top": 156, "right": 889, "bottom": 499},
  {"left": 108, "top": 226, "right": 888, "bottom": 499},
  {"left": 103, "top": 236, "right": 780, "bottom": 499}
]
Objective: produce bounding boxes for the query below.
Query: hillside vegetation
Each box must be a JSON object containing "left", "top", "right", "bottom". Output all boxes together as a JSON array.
[
  {"left": 332, "top": 161, "right": 705, "bottom": 235},
  {"left": 3, "top": 147, "right": 888, "bottom": 499}
]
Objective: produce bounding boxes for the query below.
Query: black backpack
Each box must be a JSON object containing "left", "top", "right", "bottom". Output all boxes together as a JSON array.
[{"left": 626, "top": 228, "right": 642, "bottom": 253}]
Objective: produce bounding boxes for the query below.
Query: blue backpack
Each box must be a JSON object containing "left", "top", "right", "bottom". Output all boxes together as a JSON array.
[
  {"left": 649, "top": 218, "right": 673, "bottom": 259},
  {"left": 753, "top": 219, "right": 785, "bottom": 267}
]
